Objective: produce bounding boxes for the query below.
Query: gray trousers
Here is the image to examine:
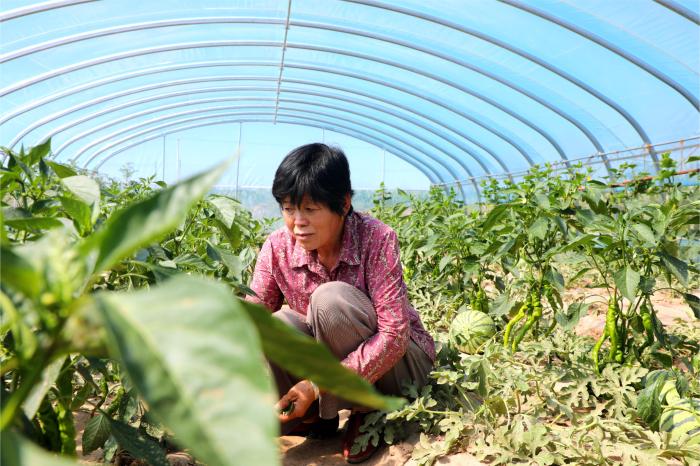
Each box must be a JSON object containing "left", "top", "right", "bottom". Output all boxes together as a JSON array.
[{"left": 272, "top": 281, "right": 433, "bottom": 431}]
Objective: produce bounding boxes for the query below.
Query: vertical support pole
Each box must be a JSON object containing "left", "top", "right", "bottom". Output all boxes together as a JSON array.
[
  {"left": 176, "top": 138, "right": 181, "bottom": 182},
  {"left": 679, "top": 139, "right": 685, "bottom": 171},
  {"left": 381, "top": 149, "right": 386, "bottom": 186},
  {"left": 235, "top": 123, "right": 242, "bottom": 200},
  {"left": 162, "top": 135, "right": 166, "bottom": 181}
]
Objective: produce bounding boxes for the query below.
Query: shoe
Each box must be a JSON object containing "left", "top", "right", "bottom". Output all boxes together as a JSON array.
[
  {"left": 286, "top": 415, "right": 339, "bottom": 439},
  {"left": 342, "top": 411, "right": 382, "bottom": 464}
]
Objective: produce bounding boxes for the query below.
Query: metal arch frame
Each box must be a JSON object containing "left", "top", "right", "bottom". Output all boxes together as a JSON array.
[
  {"left": 81, "top": 108, "right": 451, "bottom": 185},
  {"left": 292, "top": 20, "right": 611, "bottom": 158},
  {"left": 0, "top": 12, "right": 664, "bottom": 171},
  {"left": 498, "top": 0, "right": 699, "bottom": 110},
  {"left": 71, "top": 102, "right": 474, "bottom": 185},
  {"left": 47, "top": 83, "right": 492, "bottom": 177},
  {"left": 10, "top": 79, "right": 264, "bottom": 148},
  {"left": 81, "top": 106, "right": 474, "bottom": 199},
  {"left": 274, "top": 3, "right": 293, "bottom": 123},
  {"left": 0, "top": 15, "right": 616, "bottom": 163},
  {"left": 346, "top": 0, "right": 659, "bottom": 167},
  {"left": 33, "top": 84, "right": 479, "bottom": 182},
  {"left": 0, "top": 16, "right": 284, "bottom": 62},
  {"left": 1, "top": 40, "right": 573, "bottom": 165},
  {"left": 280, "top": 115, "right": 472, "bottom": 200},
  {"left": 59, "top": 96, "right": 483, "bottom": 181},
  {"left": 54, "top": 84, "right": 500, "bottom": 176},
  {"left": 45, "top": 77, "right": 498, "bottom": 174},
  {"left": 653, "top": 0, "right": 700, "bottom": 24},
  {"left": 0, "top": 0, "right": 94, "bottom": 22},
  {"left": 3, "top": 60, "right": 535, "bottom": 171},
  {"left": 89, "top": 113, "right": 443, "bottom": 188},
  {"left": 93, "top": 117, "right": 447, "bottom": 195}
]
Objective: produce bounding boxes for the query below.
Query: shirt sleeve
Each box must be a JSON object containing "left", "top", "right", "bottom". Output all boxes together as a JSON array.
[
  {"left": 341, "top": 228, "right": 410, "bottom": 383},
  {"left": 245, "top": 236, "right": 284, "bottom": 312}
]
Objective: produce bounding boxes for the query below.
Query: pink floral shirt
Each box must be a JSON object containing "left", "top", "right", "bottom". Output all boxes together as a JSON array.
[{"left": 246, "top": 211, "right": 435, "bottom": 383}]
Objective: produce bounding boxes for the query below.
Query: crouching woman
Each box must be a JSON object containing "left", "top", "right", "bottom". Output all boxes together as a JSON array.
[{"left": 245, "top": 143, "right": 435, "bottom": 463}]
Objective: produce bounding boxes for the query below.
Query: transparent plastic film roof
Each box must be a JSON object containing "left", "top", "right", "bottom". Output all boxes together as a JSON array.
[{"left": 1, "top": 0, "right": 699, "bottom": 200}]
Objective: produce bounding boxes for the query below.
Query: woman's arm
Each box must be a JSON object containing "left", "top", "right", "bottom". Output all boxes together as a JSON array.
[{"left": 341, "top": 229, "right": 410, "bottom": 383}]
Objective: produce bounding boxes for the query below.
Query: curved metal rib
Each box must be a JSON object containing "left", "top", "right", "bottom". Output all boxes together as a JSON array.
[
  {"left": 652, "top": 0, "right": 700, "bottom": 25},
  {"left": 0, "top": 0, "right": 94, "bottom": 22},
  {"left": 3, "top": 60, "right": 535, "bottom": 170},
  {"left": 72, "top": 103, "right": 475, "bottom": 188},
  {"left": 49, "top": 84, "right": 491, "bottom": 176},
  {"left": 81, "top": 108, "right": 456, "bottom": 188},
  {"left": 347, "top": 0, "right": 661, "bottom": 167},
  {"left": 0, "top": 40, "right": 568, "bottom": 163},
  {"left": 28, "top": 84, "right": 480, "bottom": 180},
  {"left": 59, "top": 97, "right": 484, "bottom": 180},
  {"left": 42, "top": 81, "right": 491, "bottom": 173},
  {"left": 499, "top": 0, "right": 699, "bottom": 109},
  {"left": 1, "top": 14, "right": 618, "bottom": 164},
  {"left": 89, "top": 114, "right": 442, "bottom": 186}
]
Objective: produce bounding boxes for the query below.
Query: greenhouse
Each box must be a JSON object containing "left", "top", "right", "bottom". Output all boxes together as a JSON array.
[{"left": 1, "top": 1, "right": 699, "bottom": 465}]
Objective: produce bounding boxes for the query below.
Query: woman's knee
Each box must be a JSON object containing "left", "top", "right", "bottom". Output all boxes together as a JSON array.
[
  {"left": 308, "top": 282, "right": 376, "bottom": 337},
  {"left": 309, "top": 281, "right": 356, "bottom": 313},
  {"left": 273, "top": 307, "right": 311, "bottom": 335}
]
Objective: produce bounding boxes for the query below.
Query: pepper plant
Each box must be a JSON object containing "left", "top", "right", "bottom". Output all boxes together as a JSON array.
[{"left": 1, "top": 141, "right": 402, "bottom": 465}]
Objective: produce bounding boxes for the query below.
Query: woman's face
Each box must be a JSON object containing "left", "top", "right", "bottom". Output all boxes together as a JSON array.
[{"left": 281, "top": 195, "right": 347, "bottom": 253}]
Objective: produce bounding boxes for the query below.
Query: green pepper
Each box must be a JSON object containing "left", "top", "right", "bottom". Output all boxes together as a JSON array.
[
  {"left": 503, "top": 302, "right": 528, "bottom": 349},
  {"left": 511, "top": 288, "right": 542, "bottom": 352},
  {"left": 637, "top": 301, "right": 655, "bottom": 354},
  {"left": 279, "top": 401, "right": 295, "bottom": 416},
  {"left": 605, "top": 299, "right": 620, "bottom": 363},
  {"left": 477, "top": 288, "right": 488, "bottom": 313},
  {"left": 591, "top": 326, "right": 609, "bottom": 373}
]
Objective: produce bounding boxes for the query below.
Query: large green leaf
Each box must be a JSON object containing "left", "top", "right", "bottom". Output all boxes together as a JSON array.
[
  {"left": 208, "top": 195, "right": 241, "bottom": 228},
  {"left": 438, "top": 254, "right": 453, "bottom": 272},
  {"left": 684, "top": 293, "right": 700, "bottom": 319},
  {"left": 556, "top": 302, "right": 589, "bottom": 331},
  {"left": 546, "top": 233, "right": 596, "bottom": 258},
  {"left": 25, "top": 138, "right": 52, "bottom": 166},
  {"left": 1, "top": 430, "right": 77, "bottom": 466},
  {"left": 47, "top": 161, "right": 77, "bottom": 178},
  {"left": 614, "top": 267, "right": 640, "bottom": 303},
  {"left": 659, "top": 252, "right": 688, "bottom": 287},
  {"left": 59, "top": 196, "right": 92, "bottom": 235},
  {"left": 82, "top": 413, "right": 111, "bottom": 455},
  {"left": 0, "top": 246, "right": 42, "bottom": 298},
  {"left": 22, "top": 357, "right": 66, "bottom": 420},
  {"left": 206, "top": 242, "right": 243, "bottom": 279},
  {"left": 527, "top": 217, "right": 548, "bottom": 241},
  {"left": 90, "top": 275, "right": 277, "bottom": 466},
  {"left": 108, "top": 418, "right": 168, "bottom": 466},
  {"left": 5, "top": 216, "right": 63, "bottom": 231},
  {"left": 61, "top": 176, "right": 100, "bottom": 206},
  {"left": 239, "top": 300, "right": 405, "bottom": 412},
  {"left": 638, "top": 371, "right": 671, "bottom": 429},
  {"left": 631, "top": 223, "right": 656, "bottom": 246},
  {"left": 481, "top": 204, "right": 509, "bottom": 232},
  {"left": 81, "top": 159, "right": 229, "bottom": 275}
]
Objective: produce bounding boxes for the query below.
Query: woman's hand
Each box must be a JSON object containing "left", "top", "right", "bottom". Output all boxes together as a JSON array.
[{"left": 276, "top": 380, "right": 318, "bottom": 422}]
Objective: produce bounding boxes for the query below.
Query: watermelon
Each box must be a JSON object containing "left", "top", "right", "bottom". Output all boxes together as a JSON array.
[
  {"left": 448, "top": 310, "right": 496, "bottom": 354},
  {"left": 660, "top": 397, "right": 700, "bottom": 446}
]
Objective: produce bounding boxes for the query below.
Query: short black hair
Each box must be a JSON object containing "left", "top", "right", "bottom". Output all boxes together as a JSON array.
[{"left": 272, "top": 143, "right": 354, "bottom": 216}]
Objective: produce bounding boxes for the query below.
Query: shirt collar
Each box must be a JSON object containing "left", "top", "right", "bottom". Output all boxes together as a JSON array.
[{"left": 289, "top": 211, "right": 361, "bottom": 269}]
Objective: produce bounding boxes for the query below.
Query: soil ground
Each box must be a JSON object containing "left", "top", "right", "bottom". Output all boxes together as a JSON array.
[{"left": 76, "top": 287, "right": 696, "bottom": 465}]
